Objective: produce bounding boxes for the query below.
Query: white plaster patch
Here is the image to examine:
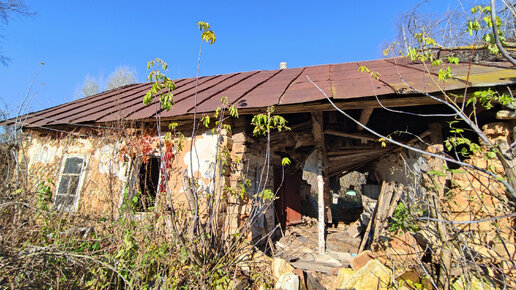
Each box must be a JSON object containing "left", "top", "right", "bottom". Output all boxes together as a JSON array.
[
  {"left": 302, "top": 150, "right": 319, "bottom": 193},
  {"left": 27, "top": 139, "right": 61, "bottom": 167},
  {"left": 77, "top": 139, "right": 93, "bottom": 151},
  {"left": 63, "top": 139, "right": 94, "bottom": 154},
  {"left": 184, "top": 132, "right": 218, "bottom": 179},
  {"left": 94, "top": 143, "right": 125, "bottom": 181}
]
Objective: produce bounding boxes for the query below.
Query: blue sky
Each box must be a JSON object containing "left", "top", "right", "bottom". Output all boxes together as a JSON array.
[{"left": 0, "top": 0, "right": 462, "bottom": 116}]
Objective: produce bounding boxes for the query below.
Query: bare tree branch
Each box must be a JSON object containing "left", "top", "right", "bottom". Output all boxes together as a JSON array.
[
  {"left": 491, "top": 0, "right": 516, "bottom": 65},
  {"left": 0, "top": 0, "right": 33, "bottom": 65}
]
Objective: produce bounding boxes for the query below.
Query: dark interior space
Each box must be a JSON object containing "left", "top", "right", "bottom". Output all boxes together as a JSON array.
[{"left": 136, "top": 157, "right": 161, "bottom": 212}]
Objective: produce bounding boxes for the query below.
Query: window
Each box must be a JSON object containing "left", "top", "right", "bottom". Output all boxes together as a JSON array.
[
  {"left": 55, "top": 156, "right": 86, "bottom": 211},
  {"left": 134, "top": 156, "right": 161, "bottom": 212}
]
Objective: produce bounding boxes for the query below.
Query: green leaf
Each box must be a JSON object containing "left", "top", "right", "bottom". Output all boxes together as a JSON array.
[
  {"left": 438, "top": 67, "right": 452, "bottom": 81},
  {"left": 358, "top": 66, "right": 370, "bottom": 73},
  {"left": 92, "top": 241, "right": 100, "bottom": 251},
  {"left": 143, "top": 92, "right": 152, "bottom": 105},
  {"left": 486, "top": 151, "right": 496, "bottom": 159},
  {"left": 281, "top": 157, "right": 291, "bottom": 166},
  {"left": 168, "top": 122, "right": 178, "bottom": 130},
  {"left": 201, "top": 114, "right": 210, "bottom": 128},
  {"left": 447, "top": 56, "right": 459, "bottom": 64},
  {"left": 229, "top": 105, "right": 239, "bottom": 118},
  {"left": 427, "top": 170, "right": 446, "bottom": 177},
  {"left": 198, "top": 21, "right": 216, "bottom": 44},
  {"left": 432, "top": 59, "right": 441, "bottom": 66}
]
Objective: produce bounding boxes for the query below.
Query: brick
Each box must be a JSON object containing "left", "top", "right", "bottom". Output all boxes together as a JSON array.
[{"left": 350, "top": 250, "right": 375, "bottom": 271}]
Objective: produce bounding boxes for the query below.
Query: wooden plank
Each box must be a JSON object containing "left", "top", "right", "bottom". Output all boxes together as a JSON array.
[
  {"left": 357, "top": 108, "right": 374, "bottom": 131},
  {"left": 272, "top": 94, "right": 449, "bottom": 114},
  {"left": 327, "top": 146, "right": 393, "bottom": 155},
  {"left": 379, "top": 184, "right": 403, "bottom": 235},
  {"left": 371, "top": 183, "right": 395, "bottom": 245},
  {"left": 358, "top": 181, "right": 396, "bottom": 252},
  {"left": 328, "top": 155, "right": 384, "bottom": 167},
  {"left": 324, "top": 129, "right": 377, "bottom": 142},
  {"left": 358, "top": 181, "right": 384, "bottom": 253},
  {"left": 328, "top": 150, "right": 389, "bottom": 162},
  {"left": 306, "top": 272, "right": 326, "bottom": 290},
  {"left": 328, "top": 153, "right": 387, "bottom": 176}
]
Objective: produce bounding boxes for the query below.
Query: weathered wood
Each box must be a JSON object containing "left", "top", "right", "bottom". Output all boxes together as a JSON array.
[
  {"left": 358, "top": 193, "right": 378, "bottom": 252},
  {"left": 327, "top": 150, "right": 390, "bottom": 162},
  {"left": 374, "top": 184, "right": 403, "bottom": 242},
  {"left": 328, "top": 152, "right": 385, "bottom": 165},
  {"left": 324, "top": 129, "right": 377, "bottom": 142},
  {"left": 306, "top": 272, "right": 326, "bottom": 290},
  {"left": 358, "top": 181, "right": 394, "bottom": 252},
  {"left": 312, "top": 112, "right": 329, "bottom": 254},
  {"left": 357, "top": 108, "right": 374, "bottom": 131},
  {"left": 387, "top": 185, "right": 402, "bottom": 218},
  {"left": 327, "top": 146, "right": 393, "bottom": 155},
  {"left": 371, "top": 183, "right": 395, "bottom": 245},
  {"left": 328, "top": 152, "right": 388, "bottom": 176},
  {"left": 273, "top": 96, "right": 443, "bottom": 114}
]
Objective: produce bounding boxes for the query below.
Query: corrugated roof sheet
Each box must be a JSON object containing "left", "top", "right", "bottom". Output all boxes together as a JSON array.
[{"left": 7, "top": 57, "right": 516, "bottom": 127}]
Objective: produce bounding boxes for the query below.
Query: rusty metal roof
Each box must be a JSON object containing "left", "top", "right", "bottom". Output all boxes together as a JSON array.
[{"left": 7, "top": 57, "right": 516, "bottom": 128}]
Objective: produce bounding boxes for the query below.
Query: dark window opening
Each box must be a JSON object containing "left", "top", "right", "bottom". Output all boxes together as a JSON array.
[
  {"left": 135, "top": 157, "right": 160, "bottom": 212},
  {"left": 55, "top": 157, "right": 85, "bottom": 211}
]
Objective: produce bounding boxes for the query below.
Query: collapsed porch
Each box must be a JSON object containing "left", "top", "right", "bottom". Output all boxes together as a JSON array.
[{"left": 245, "top": 100, "right": 497, "bottom": 265}]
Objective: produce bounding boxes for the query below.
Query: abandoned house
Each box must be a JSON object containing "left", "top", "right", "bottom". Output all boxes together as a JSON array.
[{"left": 5, "top": 50, "right": 516, "bottom": 259}]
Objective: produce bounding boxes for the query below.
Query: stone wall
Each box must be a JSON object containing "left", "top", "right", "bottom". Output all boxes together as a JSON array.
[
  {"left": 21, "top": 126, "right": 277, "bottom": 241},
  {"left": 446, "top": 122, "right": 515, "bottom": 277},
  {"left": 227, "top": 130, "right": 276, "bottom": 242},
  {"left": 370, "top": 122, "right": 515, "bottom": 281},
  {"left": 22, "top": 132, "right": 128, "bottom": 217}
]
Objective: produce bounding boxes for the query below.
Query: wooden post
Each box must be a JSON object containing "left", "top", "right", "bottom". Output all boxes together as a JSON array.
[
  {"left": 357, "top": 108, "right": 374, "bottom": 131},
  {"left": 312, "top": 112, "right": 330, "bottom": 253},
  {"left": 427, "top": 123, "right": 451, "bottom": 289}
]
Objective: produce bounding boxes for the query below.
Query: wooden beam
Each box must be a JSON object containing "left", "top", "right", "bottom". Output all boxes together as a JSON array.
[
  {"left": 327, "top": 147, "right": 394, "bottom": 156},
  {"left": 140, "top": 93, "right": 454, "bottom": 123},
  {"left": 328, "top": 150, "right": 389, "bottom": 162},
  {"left": 312, "top": 112, "right": 330, "bottom": 254},
  {"left": 357, "top": 108, "right": 374, "bottom": 131},
  {"left": 325, "top": 129, "right": 377, "bottom": 142}
]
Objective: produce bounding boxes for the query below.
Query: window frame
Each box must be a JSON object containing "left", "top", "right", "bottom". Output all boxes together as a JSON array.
[{"left": 54, "top": 154, "right": 88, "bottom": 212}]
